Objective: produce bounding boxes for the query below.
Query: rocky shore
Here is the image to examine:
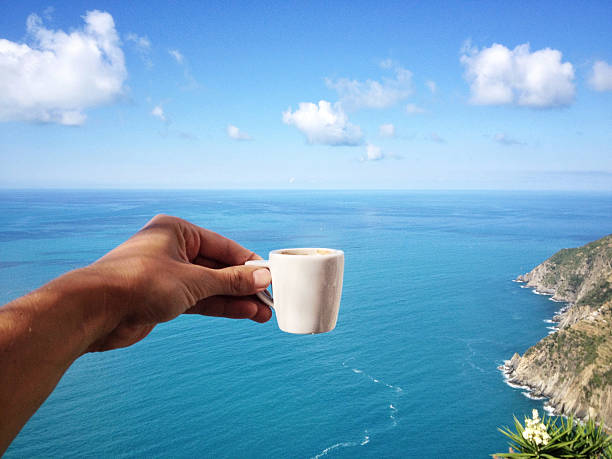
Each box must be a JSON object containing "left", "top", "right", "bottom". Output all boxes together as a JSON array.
[{"left": 501, "top": 234, "right": 612, "bottom": 429}]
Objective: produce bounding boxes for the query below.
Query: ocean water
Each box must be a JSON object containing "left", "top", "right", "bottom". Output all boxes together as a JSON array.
[{"left": 1, "top": 190, "right": 611, "bottom": 458}]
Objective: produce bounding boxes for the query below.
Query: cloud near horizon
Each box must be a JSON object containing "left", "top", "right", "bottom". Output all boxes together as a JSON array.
[
  {"left": 282, "top": 100, "right": 363, "bottom": 146},
  {"left": 379, "top": 123, "right": 395, "bottom": 138},
  {"left": 364, "top": 143, "right": 383, "bottom": 161},
  {"left": 227, "top": 124, "right": 252, "bottom": 140},
  {"left": 460, "top": 42, "right": 575, "bottom": 108},
  {"left": 0, "top": 10, "right": 127, "bottom": 125},
  {"left": 493, "top": 132, "right": 524, "bottom": 146},
  {"left": 429, "top": 133, "right": 446, "bottom": 143},
  {"left": 406, "top": 103, "right": 426, "bottom": 114},
  {"left": 325, "top": 66, "right": 413, "bottom": 110}
]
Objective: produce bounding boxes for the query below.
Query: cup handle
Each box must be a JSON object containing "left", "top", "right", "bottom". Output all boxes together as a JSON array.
[{"left": 245, "top": 260, "right": 274, "bottom": 309}]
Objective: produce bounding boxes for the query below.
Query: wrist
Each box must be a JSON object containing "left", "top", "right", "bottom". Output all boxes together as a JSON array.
[
  {"left": 17, "top": 267, "right": 126, "bottom": 360},
  {"left": 62, "top": 266, "right": 127, "bottom": 354}
]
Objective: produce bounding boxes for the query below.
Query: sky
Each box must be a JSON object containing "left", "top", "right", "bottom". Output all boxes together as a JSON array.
[{"left": 0, "top": 0, "right": 611, "bottom": 190}]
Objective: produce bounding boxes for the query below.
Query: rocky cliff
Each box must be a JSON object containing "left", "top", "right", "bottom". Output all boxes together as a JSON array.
[{"left": 504, "top": 234, "right": 612, "bottom": 429}]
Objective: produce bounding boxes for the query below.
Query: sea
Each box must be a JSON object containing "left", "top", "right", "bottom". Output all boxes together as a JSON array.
[{"left": 1, "top": 190, "right": 611, "bottom": 458}]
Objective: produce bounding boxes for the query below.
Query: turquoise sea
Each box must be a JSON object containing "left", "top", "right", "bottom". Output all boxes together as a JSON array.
[{"left": 1, "top": 190, "right": 611, "bottom": 457}]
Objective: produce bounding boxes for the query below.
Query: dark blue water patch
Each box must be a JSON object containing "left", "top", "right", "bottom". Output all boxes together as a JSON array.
[{"left": 0, "top": 261, "right": 30, "bottom": 269}]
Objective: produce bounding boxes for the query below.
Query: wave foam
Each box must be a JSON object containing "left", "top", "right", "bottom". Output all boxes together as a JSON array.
[
  {"left": 312, "top": 430, "right": 370, "bottom": 459},
  {"left": 522, "top": 391, "right": 547, "bottom": 400},
  {"left": 335, "top": 356, "right": 404, "bottom": 452}
]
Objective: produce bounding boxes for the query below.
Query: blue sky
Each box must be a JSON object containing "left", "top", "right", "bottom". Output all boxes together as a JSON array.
[{"left": 1, "top": 0, "right": 611, "bottom": 190}]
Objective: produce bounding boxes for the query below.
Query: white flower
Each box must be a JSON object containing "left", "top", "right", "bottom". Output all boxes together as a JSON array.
[{"left": 522, "top": 410, "right": 550, "bottom": 446}]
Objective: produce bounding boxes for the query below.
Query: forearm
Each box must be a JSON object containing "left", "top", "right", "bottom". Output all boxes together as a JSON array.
[{"left": 0, "top": 268, "right": 117, "bottom": 454}]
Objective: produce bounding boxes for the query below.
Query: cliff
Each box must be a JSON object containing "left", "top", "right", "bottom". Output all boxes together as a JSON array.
[{"left": 504, "top": 234, "right": 612, "bottom": 428}]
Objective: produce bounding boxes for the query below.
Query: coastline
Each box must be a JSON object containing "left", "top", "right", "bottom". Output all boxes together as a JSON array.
[
  {"left": 500, "top": 277, "right": 611, "bottom": 430},
  {"left": 498, "top": 279, "right": 570, "bottom": 418}
]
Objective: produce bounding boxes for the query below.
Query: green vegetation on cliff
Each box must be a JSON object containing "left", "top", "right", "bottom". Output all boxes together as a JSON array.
[
  {"left": 510, "top": 233, "right": 612, "bottom": 429},
  {"left": 530, "top": 234, "right": 612, "bottom": 305}
]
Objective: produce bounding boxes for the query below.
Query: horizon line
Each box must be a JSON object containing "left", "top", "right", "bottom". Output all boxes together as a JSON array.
[{"left": 1, "top": 187, "right": 612, "bottom": 193}]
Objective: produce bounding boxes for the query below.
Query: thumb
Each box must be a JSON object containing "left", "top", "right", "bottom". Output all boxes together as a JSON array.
[{"left": 205, "top": 265, "right": 271, "bottom": 297}]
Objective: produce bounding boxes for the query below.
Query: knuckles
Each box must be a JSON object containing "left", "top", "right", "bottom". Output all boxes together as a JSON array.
[{"left": 226, "top": 268, "right": 252, "bottom": 295}]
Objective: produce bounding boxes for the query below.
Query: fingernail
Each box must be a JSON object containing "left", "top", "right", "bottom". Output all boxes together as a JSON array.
[{"left": 253, "top": 269, "right": 271, "bottom": 289}]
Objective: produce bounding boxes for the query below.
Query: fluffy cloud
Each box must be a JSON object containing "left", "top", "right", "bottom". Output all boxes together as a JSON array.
[
  {"left": 460, "top": 43, "right": 575, "bottom": 108},
  {"left": 325, "top": 66, "right": 413, "bottom": 110},
  {"left": 425, "top": 80, "right": 437, "bottom": 93},
  {"left": 282, "top": 100, "right": 363, "bottom": 146},
  {"left": 227, "top": 124, "right": 252, "bottom": 140},
  {"left": 0, "top": 10, "right": 126, "bottom": 125},
  {"left": 589, "top": 61, "right": 612, "bottom": 92},
  {"left": 365, "top": 144, "right": 383, "bottom": 161},
  {"left": 379, "top": 123, "right": 395, "bottom": 137}
]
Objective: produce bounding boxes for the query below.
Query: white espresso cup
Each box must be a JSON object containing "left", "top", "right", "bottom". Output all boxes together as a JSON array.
[{"left": 246, "top": 248, "right": 344, "bottom": 334}]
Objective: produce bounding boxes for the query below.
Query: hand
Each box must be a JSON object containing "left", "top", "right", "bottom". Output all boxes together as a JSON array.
[
  {"left": 85, "top": 214, "right": 272, "bottom": 351},
  {"left": 0, "top": 214, "right": 273, "bottom": 453}
]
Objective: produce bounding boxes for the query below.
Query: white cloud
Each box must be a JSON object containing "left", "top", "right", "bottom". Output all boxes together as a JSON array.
[
  {"left": 126, "top": 33, "right": 150, "bottom": 50},
  {"left": 168, "top": 49, "right": 184, "bottom": 64},
  {"left": 406, "top": 103, "right": 426, "bottom": 114},
  {"left": 379, "top": 58, "right": 394, "bottom": 69},
  {"left": 325, "top": 66, "right": 413, "bottom": 110},
  {"left": 0, "top": 10, "right": 127, "bottom": 125},
  {"left": 425, "top": 80, "right": 437, "bottom": 93},
  {"left": 151, "top": 105, "right": 166, "bottom": 122},
  {"left": 365, "top": 144, "right": 383, "bottom": 161},
  {"left": 379, "top": 123, "right": 395, "bottom": 137},
  {"left": 42, "top": 6, "right": 55, "bottom": 20},
  {"left": 460, "top": 43, "right": 575, "bottom": 108},
  {"left": 493, "top": 132, "right": 524, "bottom": 146},
  {"left": 282, "top": 100, "right": 363, "bottom": 146},
  {"left": 227, "top": 124, "right": 252, "bottom": 141},
  {"left": 589, "top": 60, "right": 612, "bottom": 92},
  {"left": 126, "top": 33, "right": 151, "bottom": 67},
  {"left": 168, "top": 48, "right": 198, "bottom": 90}
]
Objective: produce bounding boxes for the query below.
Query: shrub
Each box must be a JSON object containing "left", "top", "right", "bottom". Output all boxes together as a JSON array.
[{"left": 493, "top": 410, "right": 612, "bottom": 458}]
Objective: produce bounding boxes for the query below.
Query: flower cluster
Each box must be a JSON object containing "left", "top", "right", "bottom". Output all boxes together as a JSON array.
[{"left": 521, "top": 409, "right": 551, "bottom": 446}]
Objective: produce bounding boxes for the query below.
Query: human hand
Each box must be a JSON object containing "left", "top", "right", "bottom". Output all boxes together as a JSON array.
[
  {"left": 85, "top": 214, "right": 272, "bottom": 351},
  {"left": 0, "top": 214, "right": 272, "bottom": 452}
]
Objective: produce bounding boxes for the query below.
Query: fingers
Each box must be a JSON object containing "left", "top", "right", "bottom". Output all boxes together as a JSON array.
[
  {"left": 203, "top": 265, "right": 271, "bottom": 297},
  {"left": 185, "top": 296, "right": 272, "bottom": 323},
  {"left": 141, "top": 214, "right": 263, "bottom": 266},
  {"left": 192, "top": 255, "right": 226, "bottom": 269},
  {"left": 184, "top": 219, "right": 262, "bottom": 266}
]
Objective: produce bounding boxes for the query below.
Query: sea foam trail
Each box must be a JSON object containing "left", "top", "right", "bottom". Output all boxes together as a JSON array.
[
  {"left": 310, "top": 358, "right": 404, "bottom": 457},
  {"left": 312, "top": 431, "right": 370, "bottom": 459},
  {"left": 343, "top": 357, "right": 403, "bottom": 393}
]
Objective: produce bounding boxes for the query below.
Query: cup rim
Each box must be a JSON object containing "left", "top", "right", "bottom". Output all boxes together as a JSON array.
[{"left": 270, "top": 248, "right": 344, "bottom": 257}]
